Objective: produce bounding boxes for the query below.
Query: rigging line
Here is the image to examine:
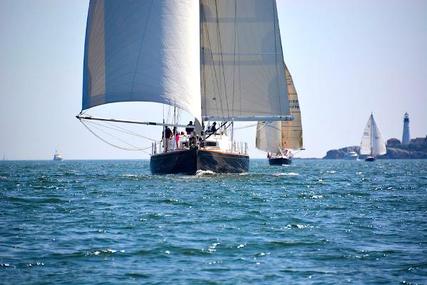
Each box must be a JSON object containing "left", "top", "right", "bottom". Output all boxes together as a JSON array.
[
  {"left": 104, "top": 122, "right": 156, "bottom": 142},
  {"left": 84, "top": 121, "right": 153, "bottom": 155},
  {"left": 82, "top": 121, "right": 152, "bottom": 154},
  {"left": 204, "top": 121, "right": 229, "bottom": 140},
  {"left": 83, "top": 119, "right": 156, "bottom": 142},
  {"left": 85, "top": 121, "right": 147, "bottom": 150},
  {"left": 233, "top": 123, "right": 258, "bottom": 130},
  {"left": 214, "top": 0, "right": 231, "bottom": 118},
  {"left": 231, "top": 0, "right": 237, "bottom": 114},
  {"left": 200, "top": 7, "right": 207, "bottom": 118},
  {"left": 82, "top": 120, "right": 151, "bottom": 152},
  {"left": 85, "top": 120, "right": 153, "bottom": 141},
  {"left": 255, "top": 121, "right": 280, "bottom": 133},
  {"left": 167, "top": 105, "right": 172, "bottom": 124}
]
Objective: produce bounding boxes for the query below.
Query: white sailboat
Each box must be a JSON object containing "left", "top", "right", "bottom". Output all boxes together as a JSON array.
[
  {"left": 256, "top": 65, "right": 303, "bottom": 165},
  {"left": 360, "top": 113, "right": 386, "bottom": 161},
  {"left": 77, "top": 0, "right": 293, "bottom": 174}
]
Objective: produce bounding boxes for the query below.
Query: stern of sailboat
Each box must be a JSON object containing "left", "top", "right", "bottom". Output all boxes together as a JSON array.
[
  {"left": 269, "top": 157, "right": 292, "bottom": 165},
  {"left": 150, "top": 148, "right": 249, "bottom": 175}
]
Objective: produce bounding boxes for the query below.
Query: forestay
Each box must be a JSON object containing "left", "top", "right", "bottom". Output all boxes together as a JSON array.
[
  {"left": 82, "top": 0, "right": 201, "bottom": 120},
  {"left": 200, "top": 0, "right": 289, "bottom": 121}
]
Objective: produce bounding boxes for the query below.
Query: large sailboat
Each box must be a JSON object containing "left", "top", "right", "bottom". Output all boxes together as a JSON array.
[
  {"left": 77, "top": 0, "right": 292, "bottom": 174},
  {"left": 256, "top": 65, "right": 303, "bottom": 165},
  {"left": 360, "top": 113, "right": 386, "bottom": 161}
]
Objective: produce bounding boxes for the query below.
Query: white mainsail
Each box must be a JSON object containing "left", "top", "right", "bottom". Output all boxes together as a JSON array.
[
  {"left": 360, "top": 114, "right": 386, "bottom": 156},
  {"left": 200, "top": 0, "right": 289, "bottom": 121},
  {"left": 82, "top": 0, "right": 201, "bottom": 120},
  {"left": 256, "top": 65, "right": 303, "bottom": 153}
]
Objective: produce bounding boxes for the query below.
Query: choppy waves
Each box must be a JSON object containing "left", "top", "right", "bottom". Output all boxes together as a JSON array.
[{"left": 0, "top": 159, "right": 426, "bottom": 284}]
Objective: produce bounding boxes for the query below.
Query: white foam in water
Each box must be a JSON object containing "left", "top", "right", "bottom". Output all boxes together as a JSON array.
[
  {"left": 273, "top": 172, "right": 299, "bottom": 176},
  {"left": 121, "top": 174, "right": 138, "bottom": 178},
  {"left": 195, "top": 170, "right": 216, "bottom": 176}
]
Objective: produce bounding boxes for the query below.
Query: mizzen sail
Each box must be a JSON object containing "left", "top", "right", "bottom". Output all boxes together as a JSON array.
[
  {"left": 200, "top": 0, "right": 289, "bottom": 121},
  {"left": 82, "top": 0, "right": 201, "bottom": 120}
]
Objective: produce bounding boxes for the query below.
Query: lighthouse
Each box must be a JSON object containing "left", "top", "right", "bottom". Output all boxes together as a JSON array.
[{"left": 402, "top": 113, "right": 410, "bottom": 145}]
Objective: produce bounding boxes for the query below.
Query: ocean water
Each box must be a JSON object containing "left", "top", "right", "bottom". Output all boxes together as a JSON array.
[{"left": 0, "top": 159, "right": 426, "bottom": 284}]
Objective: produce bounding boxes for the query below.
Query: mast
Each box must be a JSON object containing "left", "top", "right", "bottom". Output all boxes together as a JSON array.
[{"left": 370, "top": 114, "right": 374, "bottom": 156}]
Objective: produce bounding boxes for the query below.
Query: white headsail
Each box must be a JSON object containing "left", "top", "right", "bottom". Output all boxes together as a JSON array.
[
  {"left": 360, "top": 114, "right": 386, "bottom": 156},
  {"left": 200, "top": 0, "right": 289, "bottom": 121},
  {"left": 82, "top": 0, "right": 201, "bottom": 120}
]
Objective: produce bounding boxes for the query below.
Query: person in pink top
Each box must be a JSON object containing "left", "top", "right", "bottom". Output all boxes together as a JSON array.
[{"left": 175, "top": 132, "right": 180, "bottom": 149}]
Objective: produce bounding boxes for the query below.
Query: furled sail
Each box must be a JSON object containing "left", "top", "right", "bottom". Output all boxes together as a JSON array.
[
  {"left": 360, "top": 114, "right": 386, "bottom": 156},
  {"left": 256, "top": 65, "right": 303, "bottom": 153},
  {"left": 200, "top": 0, "right": 289, "bottom": 121},
  {"left": 82, "top": 0, "right": 201, "bottom": 120}
]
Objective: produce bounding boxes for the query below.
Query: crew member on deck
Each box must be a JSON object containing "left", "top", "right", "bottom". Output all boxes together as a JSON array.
[
  {"left": 175, "top": 131, "right": 180, "bottom": 149},
  {"left": 210, "top": 122, "right": 218, "bottom": 134},
  {"left": 186, "top": 121, "right": 194, "bottom": 135},
  {"left": 163, "top": 126, "right": 172, "bottom": 152}
]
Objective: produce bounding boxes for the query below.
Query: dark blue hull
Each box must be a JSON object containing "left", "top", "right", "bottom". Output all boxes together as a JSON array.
[
  {"left": 269, "top": 157, "right": 292, "bottom": 165},
  {"left": 150, "top": 149, "right": 249, "bottom": 175}
]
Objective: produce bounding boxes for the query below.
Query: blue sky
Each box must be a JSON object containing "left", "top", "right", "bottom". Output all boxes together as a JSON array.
[{"left": 0, "top": 0, "right": 426, "bottom": 160}]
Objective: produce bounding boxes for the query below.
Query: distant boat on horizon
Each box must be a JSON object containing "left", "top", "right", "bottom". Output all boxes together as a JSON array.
[
  {"left": 53, "top": 150, "right": 63, "bottom": 161},
  {"left": 344, "top": 151, "right": 359, "bottom": 160},
  {"left": 360, "top": 114, "right": 386, "bottom": 161},
  {"left": 256, "top": 65, "right": 304, "bottom": 166}
]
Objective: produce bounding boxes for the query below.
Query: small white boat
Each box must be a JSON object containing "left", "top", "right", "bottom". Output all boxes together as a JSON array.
[{"left": 53, "top": 150, "right": 63, "bottom": 161}]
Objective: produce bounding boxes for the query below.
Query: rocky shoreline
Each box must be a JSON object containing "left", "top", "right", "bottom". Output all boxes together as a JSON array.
[{"left": 323, "top": 137, "right": 427, "bottom": 159}]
